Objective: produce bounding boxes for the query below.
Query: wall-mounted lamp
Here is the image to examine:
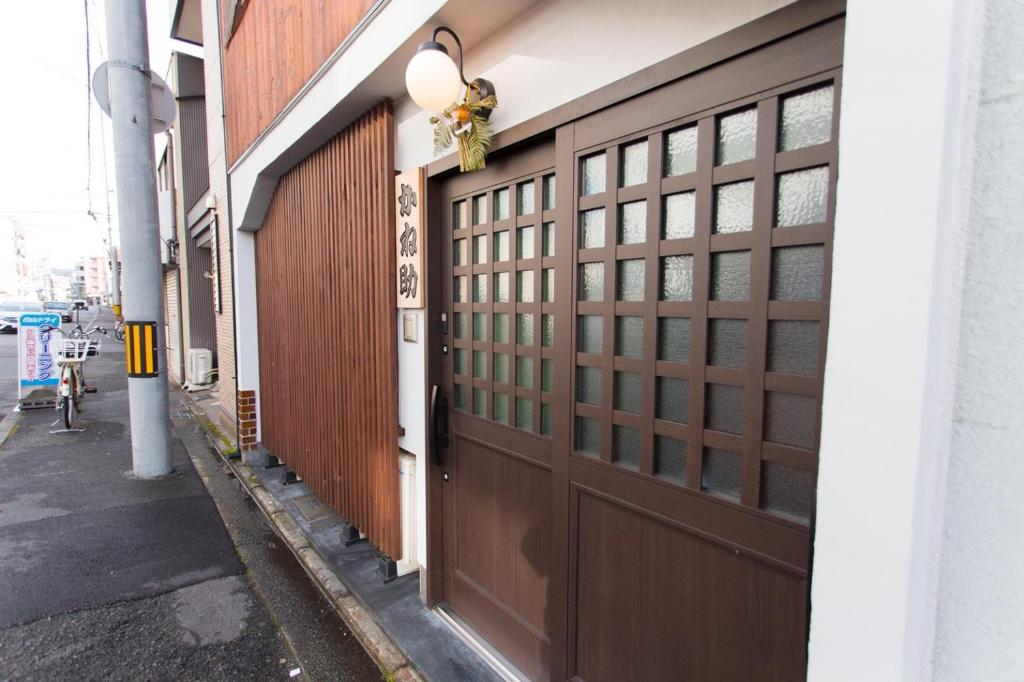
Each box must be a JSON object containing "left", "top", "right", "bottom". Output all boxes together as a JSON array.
[{"left": 405, "top": 26, "right": 495, "bottom": 119}]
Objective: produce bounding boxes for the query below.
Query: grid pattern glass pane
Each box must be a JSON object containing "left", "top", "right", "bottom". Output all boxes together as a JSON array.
[
  {"left": 613, "top": 371, "right": 642, "bottom": 414},
  {"left": 453, "top": 200, "right": 466, "bottom": 229},
  {"left": 576, "top": 417, "right": 601, "bottom": 457},
  {"left": 577, "top": 315, "right": 603, "bottom": 354},
  {"left": 765, "top": 391, "right": 816, "bottom": 450},
  {"left": 541, "top": 403, "right": 552, "bottom": 436},
  {"left": 472, "top": 350, "right": 487, "bottom": 378},
  {"left": 516, "top": 313, "right": 534, "bottom": 345},
  {"left": 493, "top": 188, "right": 510, "bottom": 221},
  {"left": 767, "top": 320, "right": 819, "bottom": 375},
  {"left": 705, "top": 383, "right": 744, "bottom": 435},
  {"left": 541, "top": 358, "right": 554, "bottom": 392},
  {"left": 776, "top": 167, "right": 829, "bottom": 227},
  {"left": 701, "top": 447, "right": 741, "bottom": 499},
  {"left": 612, "top": 426, "right": 641, "bottom": 469},
  {"left": 663, "top": 192, "right": 696, "bottom": 240},
  {"left": 771, "top": 245, "right": 823, "bottom": 301},
  {"left": 762, "top": 462, "right": 813, "bottom": 523},
  {"left": 660, "top": 256, "right": 693, "bottom": 301},
  {"left": 711, "top": 251, "right": 750, "bottom": 301},
  {"left": 473, "top": 273, "right": 487, "bottom": 303},
  {"left": 579, "top": 209, "right": 605, "bottom": 249},
  {"left": 576, "top": 366, "right": 602, "bottom": 405},
  {"left": 472, "top": 312, "right": 487, "bottom": 341},
  {"left": 615, "top": 316, "right": 644, "bottom": 358},
  {"left": 542, "top": 222, "right": 556, "bottom": 257},
  {"left": 618, "top": 201, "right": 647, "bottom": 245},
  {"left": 453, "top": 312, "right": 467, "bottom": 339},
  {"left": 516, "top": 270, "right": 534, "bottom": 303},
  {"left": 493, "top": 313, "right": 509, "bottom": 343},
  {"left": 516, "top": 356, "right": 534, "bottom": 388},
  {"left": 581, "top": 153, "right": 606, "bottom": 196},
  {"left": 472, "top": 195, "right": 487, "bottom": 225},
  {"left": 658, "top": 317, "right": 690, "bottom": 362},
  {"left": 517, "top": 181, "right": 535, "bottom": 216},
  {"left": 493, "top": 272, "right": 509, "bottom": 303},
  {"left": 578, "top": 262, "right": 604, "bottom": 301},
  {"left": 780, "top": 85, "right": 834, "bottom": 152},
  {"left": 664, "top": 125, "right": 697, "bottom": 177},
  {"left": 517, "top": 226, "right": 535, "bottom": 259},
  {"left": 453, "top": 238, "right": 467, "bottom": 266},
  {"left": 473, "top": 234, "right": 488, "bottom": 264},
  {"left": 493, "top": 353, "right": 510, "bottom": 384},
  {"left": 493, "top": 230, "right": 510, "bottom": 262},
  {"left": 472, "top": 388, "right": 487, "bottom": 417},
  {"left": 716, "top": 108, "right": 757, "bottom": 165},
  {"left": 714, "top": 180, "right": 755, "bottom": 234},
  {"left": 542, "top": 175, "right": 556, "bottom": 210},
  {"left": 493, "top": 393, "right": 509, "bottom": 424},
  {"left": 453, "top": 276, "right": 467, "bottom": 303},
  {"left": 656, "top": 377, "right": 688, "bottom": 423},
  {"left": 453, "top": 348, "right": 467, "bottom": 375},
  {"left": 620, "top": 140, "right": 648, "bottom": 187},
  {"left": 654, "top": 437, "right": 686, "bottom": 484},
  {"left": 616, "top": 259, "right": 645, "bottom": 302},
  {"left": 541, "top": 314, "right": 554, "bottom": 347},
  {"left": 516, "top": 398, "right": 534, "bottom": 431},
  {"left": 708, "top": 318, "right": 746, "bottom": 368},
  {"left": 453, "top": 383, "right": 466, "bottom": 410},
  {"left": 542, "top": 268, "right": 554, "bottom": 302}
]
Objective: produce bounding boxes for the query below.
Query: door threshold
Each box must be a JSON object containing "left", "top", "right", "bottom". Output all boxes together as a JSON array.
[{"left": 435, "top": 605, "right": 526, "bottom": 682}]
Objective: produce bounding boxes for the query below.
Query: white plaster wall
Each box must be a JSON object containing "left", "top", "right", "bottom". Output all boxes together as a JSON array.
[{"left": 932, "top": 0, "right": 1024, "bottom": 678}]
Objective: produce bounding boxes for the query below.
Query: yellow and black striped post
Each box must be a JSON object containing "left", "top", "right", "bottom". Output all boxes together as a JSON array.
[{"left": 123, "top": 321, "right": 159, "bottom": 378}]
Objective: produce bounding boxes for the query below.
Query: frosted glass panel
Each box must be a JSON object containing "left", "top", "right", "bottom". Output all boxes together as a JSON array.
[
  {"left": 542, "top": 268, "right": 554, "bottom": 302},
  {"left": 516, "top": 356, "right": 534, "bottom": 388},
  {"left": 517, "top": 226, "right": 535, "bottom": 259},
  {"left": 516, "top": 270, "right": 534, "bottom": 303},
  {"left": 472, "top": 195, "right": 487, "bottom": 225},
  {"left": 473, "top": 388, "right": 487, "bottom": 416},
  {"left": 473, "top": 350, "right": 487, "bottom": 379},
  {"left": 717, "top": 108, "right": 757, "bottom": 165},
  {"left": 663, "top": 192, "right": 695, "bottom": 240},
  {"left": 711, "top": 250, "right": 750, "bottom": 301},
  {"left": 618, "top": 201, "right": 647, "bottom": 245},
  {"left": 542, "top": 222, "right": 556, "bottom": 257},
  {"left": 658, "top": 317, "right": 690, "bottom": 363},
  {"left": 615, "top": 316, "right": 644, "bottom": 358},
  {"left": 517, "top": 181, "right": 535, "bottom": 216},
  {"left": 541, "top": 314, "right": 554, "bottom": 347},
  {"left": 541, "top": 403, "right": 552, "bottom": 436},
  {"left": 453, "top": 200, "right": 466, "bottom": 229},
  {"left": 768, "top": 320, "right": 819, "bottom": 376},
  {"left": 578, "top": 262, "right": 604, "bottom": 301},
  {"left": 493, "top": 230, "right": 509, "bottom": 262},
  {"left": 577, "top": 366, "right": 602, "bottom": 405},
  {"left": 708, "top": 318, "right": 746, "bottom": 368},
  {"left": 771, "top": 245, "right": 824, "bottom": 301},
  {"left": 656, "top": 377, "right": 688, "bottom": 423},
  {"left": 714, "top": 180, "right": 754, "bottom": 234},
  {"left": 542, "top": 358, "right": 554, "bottom": 392},
  {"left": 542, "top": 175, "right": 556, "bottom": 210},
  {"left": 780, "top": 85, "right": 833, "bottom": 152},
  {"left": 613, "top": 371, "right": 642, "bottom": 414},
  {"left": 765, "top": 391, "right": 816, "bottom": 450},
  {"left": 493, "top": 313, "right": 509, "bottom": 343},
  {"left": 516, "top": 313, "right": 534, "bottom": 345},
  {"left": 579, "top": 209, "right": 605, "bottom": 249},
  {"left": 576, "top": 417, "right": 601, "bottom": 457},
  {"left": 453, "top": 276, "right": 468, "bottom": 303},
  {"left": 581, "top": 153, "right": 606, "bottom": 195},
  {"left": 516, "top": 398, "right": 533, "bottom": 431},
  {"left": 453, "top": 238, "right": 467, "bottom": 266},
  {"left": 616, "top": 259, "right": 645, "bottom": 302},
  {"left": 660, "top": 255, "right": 693, "bottom": 301},
  {"left": 453, "top": 383, "right": 466, "bottom": 410},
  {"left": 493, "top": 272, "right": 509, "bottom": 303},
  {"left": 705, "top": 383, "right": 744, "bottom": 435},
  {"left": 493, "top": 393, "right": 509, "bottom": 424},
  {"left": 620, "top": 140, "right": 648, "bottom": 187},
  {"left": 701, "top": 447, "right": 741, "bottom": 499},
  {"left": 473, "top": 235, "right": 487, "bottom": 264},
  {"left": 472, "top": 312, "right": 487, "bottom": 341},
  {"left": 453, "top": 348, "right": 467, "bottom": 375},
  {"left": 654, "top": 437, "right": 686, "bottom": 484},
  {"left": 453, "top": 312, "right": 467, "bottom": 339},
  {"left": 493, "top": 353, "right": 509, "bottom": 384},
  {"left": 613, "top": 426, "right": 641, "bottom": 469},
  {"left": 762, "top": 462, "right": 813, "bottom": 523},
  {"left": 493, "top": 188, "right": 510, "bottom": 220},
  {"left": 473, "top": 273, "right": 487, "bottom": 303},
  {"left": 664, "top": 125, "right": 697, "bottom": 177},
  {"left": 776, "top": 167, "right": 829, "bottom": 227},
  {"left": 577, "top": 315, "right": 603, "bottom": 354}
]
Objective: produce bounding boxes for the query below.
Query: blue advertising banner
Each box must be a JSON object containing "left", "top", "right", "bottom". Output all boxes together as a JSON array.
[{"left": 18, "top": 313, "right": 61, "bottom": 395}]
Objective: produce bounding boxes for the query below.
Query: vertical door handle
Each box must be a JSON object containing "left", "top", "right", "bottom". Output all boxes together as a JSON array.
[{"left": 430, "top": 385, "right": 450, "bottom": 466}]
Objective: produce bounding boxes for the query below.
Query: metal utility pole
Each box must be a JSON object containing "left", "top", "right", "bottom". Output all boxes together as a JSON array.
[{"left": 104, "top": 1, "right": 171, "bottom": 477}]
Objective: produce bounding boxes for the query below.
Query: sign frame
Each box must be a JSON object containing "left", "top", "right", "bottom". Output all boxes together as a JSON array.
[
  {"left": 395, "top": 168, "right": 425, "bottom": 309},
  {"left": 17, "top": 313, "right": 61, "bottom": 409}
]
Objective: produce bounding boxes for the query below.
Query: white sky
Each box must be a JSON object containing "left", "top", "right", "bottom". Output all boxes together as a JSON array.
[{"left": 0, "top": 1, "right": 202, "bottom": 270}]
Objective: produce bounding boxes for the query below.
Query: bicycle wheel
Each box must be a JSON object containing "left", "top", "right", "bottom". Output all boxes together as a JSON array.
[{"left": 62, "top": 396, "right": 75, "bottom": 429}]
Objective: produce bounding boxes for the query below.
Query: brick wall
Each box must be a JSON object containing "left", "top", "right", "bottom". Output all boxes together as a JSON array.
[{"left": 237, "top": 389, "right": 257, "bottom": 453}]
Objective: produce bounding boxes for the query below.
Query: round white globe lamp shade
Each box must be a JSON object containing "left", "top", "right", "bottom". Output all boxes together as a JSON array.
[{"left": 406, "top": 46, "right": 463, "bottom": 112}]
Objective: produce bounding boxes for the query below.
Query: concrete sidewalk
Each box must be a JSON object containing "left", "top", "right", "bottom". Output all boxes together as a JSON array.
[{"left": 0, "top": 309, "right": 380, "bottom": 681}]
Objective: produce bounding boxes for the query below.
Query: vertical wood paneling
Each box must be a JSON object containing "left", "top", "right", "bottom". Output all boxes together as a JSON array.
[
  {"left": 255, "top": 102, "right": 400, "bottom": 558},
  {"left": 221, "top": 0, "right": 377, "bottom": 165},
  {"left": 178, "top": 98, "right": 209, "bottom": 211}
]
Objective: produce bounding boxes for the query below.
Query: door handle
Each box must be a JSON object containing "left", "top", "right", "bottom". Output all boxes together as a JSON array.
[{"left": 430, "top": 384, "right": 450, "bottom": 466}]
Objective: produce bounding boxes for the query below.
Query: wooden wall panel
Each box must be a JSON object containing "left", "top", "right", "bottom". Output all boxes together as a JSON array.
[
  {"left": 255, "top": 102, "right": 400, "bottom": 558},
  {"left": 221, "top": 0, "right": 377, "bottom": 165}
]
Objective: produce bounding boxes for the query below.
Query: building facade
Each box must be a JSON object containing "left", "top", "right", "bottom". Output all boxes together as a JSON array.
[{"left": 167, "top": 0, "right": 1024, "bottom": 678}]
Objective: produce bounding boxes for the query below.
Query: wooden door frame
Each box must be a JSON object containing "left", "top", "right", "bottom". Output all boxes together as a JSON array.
[{"left": 424, "top": 1, "right": 846, "bottom": 678}]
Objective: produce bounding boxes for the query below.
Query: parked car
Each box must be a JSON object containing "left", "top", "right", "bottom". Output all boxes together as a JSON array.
[
  {"left": 43, "top": 301, "right": 73, "bottom": 322},
  {"left": 0, "top": 301, "right": 45, "bottom": 333}
]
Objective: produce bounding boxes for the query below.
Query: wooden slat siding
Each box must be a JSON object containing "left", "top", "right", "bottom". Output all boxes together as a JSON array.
[
  {"left": 255, "top": 102, "right": 400, "bottom": 558},
  {"left": 220, "top": 0, "right": 377, "bottom": 166},
  {"left": 178, "top": 98, "right": 209, "bottom": 212}
]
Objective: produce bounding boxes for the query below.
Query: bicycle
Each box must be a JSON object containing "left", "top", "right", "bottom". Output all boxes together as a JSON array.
[
  {"left": 114, "top": 319, "right": 125, "bottom": 343},
  {"left": 42, "top": 324, "right": 106, "bottom": 429}
]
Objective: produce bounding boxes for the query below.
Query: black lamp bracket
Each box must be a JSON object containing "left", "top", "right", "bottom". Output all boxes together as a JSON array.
[{"left": 430, "top": 26, "right": 469, "bottom": 87}]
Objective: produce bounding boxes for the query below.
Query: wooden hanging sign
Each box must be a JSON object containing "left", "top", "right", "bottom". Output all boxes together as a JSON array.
[{"left": 395, "top": 167, "right": 425, "bottom": 309}]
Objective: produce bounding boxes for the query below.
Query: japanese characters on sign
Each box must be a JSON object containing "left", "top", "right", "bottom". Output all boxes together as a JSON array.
[
  {"left": 395, "top": 168, "right": 425, "bottom": 309},
  {"left": 18, "top": 312, "right": 61, "bottom": 406}
]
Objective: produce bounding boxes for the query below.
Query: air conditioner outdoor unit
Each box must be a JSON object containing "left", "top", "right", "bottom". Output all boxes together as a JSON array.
[
  {"left": 397, "top": 451, "right": 418, "bottom": 577},
  {"left": 187, "top": 348, "right": 214, "bottom": 385}
]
